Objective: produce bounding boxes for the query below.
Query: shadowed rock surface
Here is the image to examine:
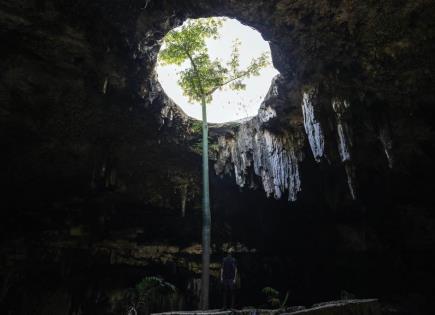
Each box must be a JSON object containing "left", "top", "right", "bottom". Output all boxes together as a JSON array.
[{"left": 1, "top": 0, "right": 435, "bottom": 314}]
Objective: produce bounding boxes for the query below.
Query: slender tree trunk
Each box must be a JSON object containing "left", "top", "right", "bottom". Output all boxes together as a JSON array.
[{"left": 200, "top": 97, "right": 211, "bottom": 310}]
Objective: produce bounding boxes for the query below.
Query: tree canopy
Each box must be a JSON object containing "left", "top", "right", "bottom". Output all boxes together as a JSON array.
[{"left": 158, "top": 17, "right": 271, "bottom": 105}]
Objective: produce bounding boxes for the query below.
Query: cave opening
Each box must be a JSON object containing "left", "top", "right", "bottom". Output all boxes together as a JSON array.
[{"left": 156, "top": 17, "right": 279, "bottom": 123}]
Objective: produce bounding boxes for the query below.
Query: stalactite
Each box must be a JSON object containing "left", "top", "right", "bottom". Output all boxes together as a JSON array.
[
  {"left": 215, "top": 95, "right": 360, "bottom": 202},
  {"left": 336, "top": 122, "right": 351, "bottom": 162},
  {"left": 215, "top": 118, "right": 303, "bottom": 202},
  {"left": 102, "top": 77, "right": 108, "bottom": 94},
  {"left": 301, "top": 89, "right": 324, "bottom": 162},
  {"left": 141, "top": 0, "right": 151, "bottom": 10},
  {"left": 332, "top": 99, "right": 356, "bottom": 199},
  {"left": 345, "top": 163, "right": 357, "bottom": 200},
  {"left": 332, "top": 99, "right": 352, "bottom": 162},
  {"left": 379, "top": 126, "right": 393, "bottom": 168}
]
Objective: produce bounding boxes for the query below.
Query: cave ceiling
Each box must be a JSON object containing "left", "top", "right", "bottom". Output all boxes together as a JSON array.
[{"left": 1, "top": 0, "right": 434, "bottom": 210}]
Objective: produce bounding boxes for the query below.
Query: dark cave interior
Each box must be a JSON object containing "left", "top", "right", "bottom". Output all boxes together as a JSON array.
[{"left": 1, "top": 1, "right": 435, "bottom": 314}]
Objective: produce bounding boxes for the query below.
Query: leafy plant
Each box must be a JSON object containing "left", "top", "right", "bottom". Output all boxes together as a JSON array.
[
  {"left": 190, "top": 138, "right": 219, "bottom": 155},
  {"left": 136, "top": 276, "right": 175, "bottom": 296},
  {"left": 262, "top": 286, "right": 289, "bottom": 309},
  {"left": 126, "top": 276, "right": 176, "bottom": 315},
  {"left": 190, "top": 121, "right": 203, "bottom": 134}
]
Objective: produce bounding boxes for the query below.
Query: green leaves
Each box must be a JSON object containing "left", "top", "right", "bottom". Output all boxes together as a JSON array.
[
  {"left": 262, "top": 286, "right": 280, "bottom": 297},
  {"left": 159, "top": 18, "right": 224, "bottom": 66},
  {"left": 262, "top": 286, "right": 289, "bottom": 309},
  {"left": 158, "top": 17, "right": 271, "bottom": 106},
  {"left": 135, "top": 276, "right": 176, "bottom": 298},
  {"left": 178, "top": 52, "right": 229, "bottom": 103},
  {"left": 226, "top": 39, "right": 270, "bottom": 91}
]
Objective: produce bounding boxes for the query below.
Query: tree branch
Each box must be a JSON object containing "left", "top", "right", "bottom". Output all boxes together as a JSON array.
[
  {"left": 185, "top": 50, "right": 206, "bottom": 96},
  {"left": 205, "top": 71, "right": 248, "bottom": 96}
]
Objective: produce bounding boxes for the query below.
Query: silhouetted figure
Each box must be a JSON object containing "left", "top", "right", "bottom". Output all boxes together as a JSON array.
[{"left": 220, "top": 248, "right": 237, "bottom": 309}]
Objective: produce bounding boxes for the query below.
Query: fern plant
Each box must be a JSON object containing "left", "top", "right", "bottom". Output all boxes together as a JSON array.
[
  {"left": 262, "top": 286, "right": 289, "bottom": 309},
  {"left": 126, "top": 276, "right": 176, "bottom": 315}
]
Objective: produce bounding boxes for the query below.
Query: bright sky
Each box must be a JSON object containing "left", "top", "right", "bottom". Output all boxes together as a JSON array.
[{"left": 156, "top": 17, "right": 279, "bottom": 123}]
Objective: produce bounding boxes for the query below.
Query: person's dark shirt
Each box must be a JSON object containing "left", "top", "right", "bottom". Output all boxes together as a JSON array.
[{"left": 222, "top": 255, "right": 237, "bottom": 280}]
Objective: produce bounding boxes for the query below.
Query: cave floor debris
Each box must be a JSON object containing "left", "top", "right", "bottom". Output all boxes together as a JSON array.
[{"left": 152, "top": 299, "right": 380, "bottom": 315}]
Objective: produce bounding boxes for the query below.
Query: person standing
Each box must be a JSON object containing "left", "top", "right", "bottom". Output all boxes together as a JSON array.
[{"left": 220, "top": 248, "right": 237, "bottom": 309}]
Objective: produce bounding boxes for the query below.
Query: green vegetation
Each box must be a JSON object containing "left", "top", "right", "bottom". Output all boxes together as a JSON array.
[
  {"left": 159, "top": 18, "right": 270, "bottom": 105},
  {"left": 262, "top": 286, "right": 289, "bottom": 309},
  {"left": 190, "top": 120, "right": 203, "bottom": 134},
  {"left": 191, "top": 138, "right": 219, "bottom": 156},
  {"left": 159, "top": 17, "right": 270, "bottom": 309},
  {"left": 125, "top": 276, "right": 176, "bottom": 315}
]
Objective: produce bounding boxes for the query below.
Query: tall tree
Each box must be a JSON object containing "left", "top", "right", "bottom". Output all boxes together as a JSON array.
[{"left": 158, "top": 17, "right": 270, "bottom": 309}]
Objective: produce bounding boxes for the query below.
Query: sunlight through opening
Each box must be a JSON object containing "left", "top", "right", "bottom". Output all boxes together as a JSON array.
[{"left": 156, "top": 17, "right": 279, "bottom": 124}]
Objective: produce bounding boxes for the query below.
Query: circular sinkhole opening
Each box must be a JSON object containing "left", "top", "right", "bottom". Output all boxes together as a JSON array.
[{"left": 156, "top": 17, "right": 279, "bottom": 124}]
